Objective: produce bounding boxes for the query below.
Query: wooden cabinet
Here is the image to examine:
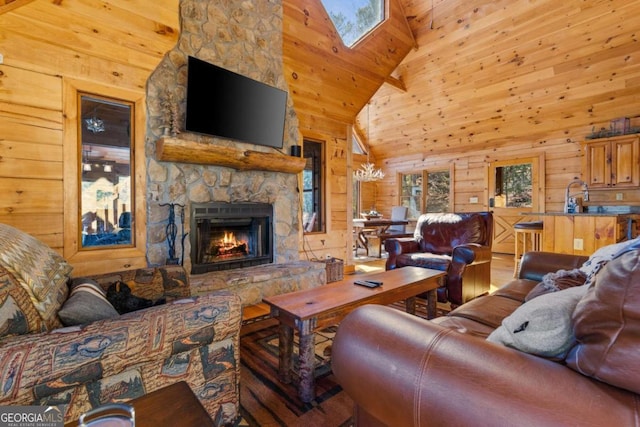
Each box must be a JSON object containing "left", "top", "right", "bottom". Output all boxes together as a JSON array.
[
  {"left": 582, "top": 135, "right": 640, "bottom": 189},
  {"left": 541, "top": 214, "right": 631, "bottom": 255}
]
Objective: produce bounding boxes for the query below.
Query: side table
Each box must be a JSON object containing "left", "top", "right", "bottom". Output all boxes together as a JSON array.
[{"left": 64, "top": 381, "right": 214, "bottom": 427}]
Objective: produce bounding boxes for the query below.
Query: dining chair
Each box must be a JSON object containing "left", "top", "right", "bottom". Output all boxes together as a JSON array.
[{"left": 388, "top": 206, "right": 408, "bottom": 234}]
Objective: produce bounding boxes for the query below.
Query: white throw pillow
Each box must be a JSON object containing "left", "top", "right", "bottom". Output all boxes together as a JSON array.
[{"left": 487, "top": 285, "right": 588, "bottom": 358}]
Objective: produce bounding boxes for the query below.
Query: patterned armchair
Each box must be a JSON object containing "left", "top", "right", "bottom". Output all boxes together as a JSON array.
[{"left": 0, "top": 223, "right": 241, "bottom": 425}]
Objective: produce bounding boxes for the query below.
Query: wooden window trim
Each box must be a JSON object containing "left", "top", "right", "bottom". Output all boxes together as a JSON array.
[
  {"left": 397, "top": 164, "right": 454, "bottom": 215},
  {"left": 62, "top": 78, "right": 147, "bottom": 275}
]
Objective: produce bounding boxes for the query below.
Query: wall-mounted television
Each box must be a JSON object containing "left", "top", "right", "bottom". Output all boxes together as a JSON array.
[{"left": 185, "top": 56, "right": 287, "bottom": 149}]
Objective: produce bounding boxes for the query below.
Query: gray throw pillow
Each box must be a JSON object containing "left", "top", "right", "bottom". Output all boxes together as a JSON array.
[
  {"left": 58, "top": 278, "right": 119, "bottom": 326},
  {"left": 487, "top": 285, "right": 588, "bottom": 358}
]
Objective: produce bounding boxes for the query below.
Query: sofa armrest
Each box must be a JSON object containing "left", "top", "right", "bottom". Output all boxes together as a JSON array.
[
  {"left": 333, "top": 305, "right": 638, "bottom": 427},
  {"left": 451, "top": 243, "right": 492, "bottom": 265},
  {"left": 0, "top": 292, "right": 241, "bottom": 423},
  {"left": 384, "top": 238, "right": 420, "bottom": 270},
  {"left": 444, "top": 243, "right": 493, "bottom": 305},
  {"left": 518, "top": 251, "right": 589, "bottom": 282}
]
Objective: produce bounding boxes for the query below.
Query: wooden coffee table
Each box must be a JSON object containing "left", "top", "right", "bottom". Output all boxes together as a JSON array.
[
  {"left": 64, "top": 381, "right": 215, "bottom": 427},
  {"left": 263, "top": 266, "right": 445, "bottom": 402}
]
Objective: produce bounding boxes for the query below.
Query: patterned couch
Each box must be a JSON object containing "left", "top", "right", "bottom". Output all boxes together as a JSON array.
[{"left": 0, "top": 223, "right": 241, "bottom": 425}]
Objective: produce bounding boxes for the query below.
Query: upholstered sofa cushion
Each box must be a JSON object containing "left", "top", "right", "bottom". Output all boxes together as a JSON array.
[
  {"left": 447, "top": 294, "right": 523, "bottom": 330},
  {"left": 0, "top": 224, "right": 72, "bottom": 330},
  {"left": 0, "top": 265, "right": 46, "bottom": 338},
  {"left": 524, "top": 269, "right": 587, "bottom": 301},
  {"left": 415, "top": 213, "right": 486, "bottom": 255},
  {"left": 567, "top": 246, "right": 640, "bottom": 394},
  {"left": 58, "top": 278, "right": 119, "bottom": 326}
]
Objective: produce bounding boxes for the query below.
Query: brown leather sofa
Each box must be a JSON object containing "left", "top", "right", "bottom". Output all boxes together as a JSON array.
[
  {"left": 333, "top": 249, "right": 640, "bottom": 426},
  {"left": 384, "top": 212, "right": 493, "bottom": 306}
]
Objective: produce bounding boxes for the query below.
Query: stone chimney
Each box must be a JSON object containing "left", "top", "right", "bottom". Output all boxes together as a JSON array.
[{"left": 144, "top": 0, "right": 301, "bottom": 271}]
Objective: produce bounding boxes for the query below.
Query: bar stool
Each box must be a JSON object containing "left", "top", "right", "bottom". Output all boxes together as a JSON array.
[{"left": 513, "top": 221, "right": 543, "bottom": 277}]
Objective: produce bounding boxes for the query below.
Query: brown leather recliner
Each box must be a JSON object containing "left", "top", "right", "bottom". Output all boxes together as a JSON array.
[{"left": 384, "top": 212, "right": 493, "bottom": 306}]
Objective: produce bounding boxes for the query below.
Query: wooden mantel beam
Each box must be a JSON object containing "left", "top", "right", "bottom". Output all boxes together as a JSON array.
[{"left": 156, "top": 137, "right": 306, "bottom": 174}]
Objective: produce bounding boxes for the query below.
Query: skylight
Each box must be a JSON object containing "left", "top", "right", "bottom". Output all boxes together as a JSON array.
[{"left": 320, "top": 0, "right": 385, "bottom": 47}]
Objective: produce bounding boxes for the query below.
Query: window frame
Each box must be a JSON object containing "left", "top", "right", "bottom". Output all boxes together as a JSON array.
[
  {"left": 302, "top": 138, "right": 325, "bottom": 233},
  {"left": 320, "top": 0, "right": 387, "bottom": 48},
  {"left": 63, "top": 78, "right": 147, "bottom": 275},
  {"left": 398, "top": 165, "right": 454, "bottom": 219}
]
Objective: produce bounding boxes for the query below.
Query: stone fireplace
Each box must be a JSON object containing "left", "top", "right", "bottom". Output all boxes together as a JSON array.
[{"left": 144, "top": 0, "right": 302, "bottom": 273}]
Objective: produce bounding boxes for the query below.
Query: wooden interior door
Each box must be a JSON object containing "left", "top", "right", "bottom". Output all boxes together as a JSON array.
[{"left": 488, "top": 156, "right": 544, "bottom": 254}]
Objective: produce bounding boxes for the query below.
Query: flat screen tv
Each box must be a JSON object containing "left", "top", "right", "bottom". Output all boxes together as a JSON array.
[{"left": 185, "top": 56, "right": 287, "bottom": 149}]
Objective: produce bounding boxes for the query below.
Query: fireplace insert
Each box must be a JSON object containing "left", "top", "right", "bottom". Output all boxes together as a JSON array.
[{"left": 190, "top": 202, "right": 273, "bottom": 274}]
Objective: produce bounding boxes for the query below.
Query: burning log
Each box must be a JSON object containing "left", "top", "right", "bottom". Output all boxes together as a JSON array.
[{"left": 207, "top": 232, "right": 249, "bottom": 258}]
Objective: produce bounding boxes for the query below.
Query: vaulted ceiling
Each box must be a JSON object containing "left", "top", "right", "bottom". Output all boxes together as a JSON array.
[
  {"left": 366, "top": 0, "right": 640, "bottom": 161},
  {"left": 282, "top": 0, "right": 418, "bottom": 130}
]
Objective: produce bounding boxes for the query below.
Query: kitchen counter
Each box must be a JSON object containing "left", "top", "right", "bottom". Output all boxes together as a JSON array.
[
  {"left": 523, "top": 212, "right": 637, "bottom": 255},
  {"left": 526, "top": 212, "right": 634, "bottom": 217}
]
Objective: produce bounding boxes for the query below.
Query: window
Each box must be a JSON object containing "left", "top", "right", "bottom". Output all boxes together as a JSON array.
[
  {"left": 303, "top": 139, "right": 324, "bottom": 233},
  {"left": 353, "top": 180, "right": 361, "bottom": 219},
  {"left": 79, "top": 95, "right": 134, "bottom": 248},
  {"left": 320, "top": 0, "right": 385, "bottom": 47},
  {"left": 493, "top": 163, "right": 533, "bottom": 208},
  {"left": 425, "top": 170, "right": 451, "bottom": 212},
  {"left": 400, "top": 172, "right": 422, "bottom": 219},
  {"left": 399, "top": 167, "right": 452, "bottom": 218}
]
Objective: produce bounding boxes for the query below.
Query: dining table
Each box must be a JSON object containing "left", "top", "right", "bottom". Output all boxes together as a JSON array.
[{"left": 353, "top": 217, "right": 409, "bottom": 257}]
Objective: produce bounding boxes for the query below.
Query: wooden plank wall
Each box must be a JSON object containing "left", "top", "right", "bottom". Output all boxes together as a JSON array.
[
  {"left": 298, "top": 116, "right": 354, "bottom": 262},
  {"left": 0, "top": 0, "right": 178, "bottom": 258},
  {"left": 0, "top": 66, "right": 64, "bottom": 249},
  {"left": 370, "top": 0, "right": 640, "bottom": 218}
]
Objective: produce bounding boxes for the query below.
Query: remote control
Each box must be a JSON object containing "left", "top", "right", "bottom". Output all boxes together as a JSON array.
[
  {"left": 365, "top": 280, "right": 383, "bottom": 286},
  {"left": 354, "top": 280, "right": 380, "bottom": 288}
]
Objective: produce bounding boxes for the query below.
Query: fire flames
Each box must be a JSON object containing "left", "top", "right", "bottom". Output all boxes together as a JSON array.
[
  {"left": 222, "top": 232, "right": 237, "bottom": 246},
  {"left": 210, "top": 231, "right": 248, "bottom": 257}
]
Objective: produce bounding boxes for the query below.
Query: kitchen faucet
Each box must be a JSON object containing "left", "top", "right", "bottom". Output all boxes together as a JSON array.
[{"left": 564, "top": 179, "right": 589, "bottom": 213}]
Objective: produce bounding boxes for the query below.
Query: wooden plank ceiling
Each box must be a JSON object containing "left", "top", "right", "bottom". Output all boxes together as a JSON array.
[
  {"left": 282, "top": 0, "right": 417, "bottom": 129},
  {"left": 367, "top": 0, "right": 640, "bottom": 160}
]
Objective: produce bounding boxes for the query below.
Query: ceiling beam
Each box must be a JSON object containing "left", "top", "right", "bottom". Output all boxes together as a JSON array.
[{"left": 384, "top": 75, "right": 407, "bottom": 92}]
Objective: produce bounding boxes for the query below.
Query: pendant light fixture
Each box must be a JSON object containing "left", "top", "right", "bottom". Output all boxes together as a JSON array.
[
  {"left": 82, "top": 148, "right": 92, "bottom": 172},
  {"left": 353, "top": 103, "right": 384, "bottom": 182},
  {"left": 85, "top": 105, "right": 105, "bottom": 134}
]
